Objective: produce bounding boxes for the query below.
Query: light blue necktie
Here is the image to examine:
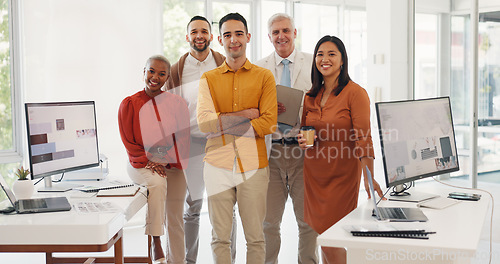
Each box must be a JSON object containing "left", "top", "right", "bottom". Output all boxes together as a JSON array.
[
  {"left": 278, "top": 59, "right": 293, "bottom": 134},
  {"left": 280, "top": 59, "right": 291, "bottom": 87}
]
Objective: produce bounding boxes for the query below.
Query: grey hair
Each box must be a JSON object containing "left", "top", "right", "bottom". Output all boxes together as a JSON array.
[
  {"left": 267, "top": 13, "right": 295, "bottom": 34},
  {"left": 145, "top": 54, "right": 171, "bottom": 70}
]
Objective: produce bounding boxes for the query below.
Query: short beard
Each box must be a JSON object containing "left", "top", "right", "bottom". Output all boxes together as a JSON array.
[{"left": 191, "top": 41, "right": 210, "bottom": 52}]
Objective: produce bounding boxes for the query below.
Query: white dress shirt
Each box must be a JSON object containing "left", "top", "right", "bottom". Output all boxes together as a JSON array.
[
  {"left": 272, "top": 49, "right": 300, "bottom": 139},
  {"left": 273, "top": 49, "right": 296, "bottom": 87},
  {"left": 181, "top": 50, "right": 218, "bottom": 138}
]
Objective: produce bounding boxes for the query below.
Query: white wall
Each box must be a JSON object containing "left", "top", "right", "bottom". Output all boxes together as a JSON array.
[
  {"left": 416, "top": 0, "right": 450, "bottom": 13},
  {"left": 21, "top": 0, "right": 163, "bottom": 177},
  {"left": 366, "top": 0, "right": 410, "bottom": 102},
  {"left": 366, "top": 0, "right": 411, "bottom": 183},
  {"left": 453, "top": 0, "right": 500, "bottom": 13}
]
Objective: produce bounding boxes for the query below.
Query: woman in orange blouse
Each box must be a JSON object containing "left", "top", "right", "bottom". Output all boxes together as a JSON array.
[
  {"left": 118, "top": 55, "right": 190, "bottom": 264},
  {"left": 298, "top": 36, "right": 384, "bottom": 264}
]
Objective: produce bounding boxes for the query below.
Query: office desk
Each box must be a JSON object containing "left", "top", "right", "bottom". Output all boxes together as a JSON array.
[
  {"left": 317, "top": 185, "right": 491, "bottom": 264},
  {"left": 0, "top": 187, "right": 149, "bottom": 264}
]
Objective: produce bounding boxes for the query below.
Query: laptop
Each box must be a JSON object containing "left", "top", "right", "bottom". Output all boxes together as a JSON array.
[
  {"left": 366, "top": 166, "right": 428, "bottom": 222},
  {"left": 0, "top": 175, "right": 71, "bottom": 214}
]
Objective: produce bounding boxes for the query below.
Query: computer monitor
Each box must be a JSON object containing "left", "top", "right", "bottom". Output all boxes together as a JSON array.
[
  {"left": 375, "top": 97, "right": 460, "bottom": 202},
  {"left": 25, "top": 101, "right": 100, "bottom": 192}
]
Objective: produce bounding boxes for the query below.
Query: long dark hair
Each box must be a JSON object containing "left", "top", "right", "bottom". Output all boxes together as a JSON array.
[{"left": 307, "top": 35, "right": 351, "bottom": 97}]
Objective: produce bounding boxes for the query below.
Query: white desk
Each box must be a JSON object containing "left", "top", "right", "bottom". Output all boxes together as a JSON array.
[
  {"left": 0, "top": 185, "right": 149, "bottom": 264},
  {"left": 317, "top": 184, "right": 491, "bottom": 264}
]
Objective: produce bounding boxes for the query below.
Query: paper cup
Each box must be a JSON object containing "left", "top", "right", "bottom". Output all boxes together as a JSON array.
[{"left": 300, "top": 126, "right": 315, "bottom": 147}]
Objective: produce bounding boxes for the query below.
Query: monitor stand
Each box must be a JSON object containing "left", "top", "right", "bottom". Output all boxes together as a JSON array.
[
  {"left": 37, "top": 176, "right": 82, "bottom": 192},
  {"left": 63, "top": 167, "right": 108, "bottom": 181},
  {"left": 388, "top": 185, "right": 438, "bottom": 203}
]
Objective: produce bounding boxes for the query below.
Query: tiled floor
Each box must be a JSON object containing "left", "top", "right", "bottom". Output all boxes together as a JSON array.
[{"left": 1, "top": 178, "right": 499, "bottom": 263}]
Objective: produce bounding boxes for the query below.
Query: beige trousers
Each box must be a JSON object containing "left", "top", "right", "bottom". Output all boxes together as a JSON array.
[
  {"left": 184, "top": 137, "right": 238, "bottom": 264},
  {"left": 127, "top": 163, "right": 187, "bottom": 264},
  {"left": 265, "top": 144, "right": 319, "bottom": 264},
  {"left": 204, "top": 162, "right": 269, "bottom": 264}
]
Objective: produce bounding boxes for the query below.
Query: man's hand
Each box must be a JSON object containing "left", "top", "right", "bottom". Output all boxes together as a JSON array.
[
  {"left": 225, "top": 108, "right": 259, "bottom": 120},
  {"left": 209, "top": 108, "right": 260, "bottom": 139},
  {"left": 277, "top": 101, "right": 286, "bottom": 115},
  {"left": 207, "top": 122, "right": 256, "bottom": 139}
]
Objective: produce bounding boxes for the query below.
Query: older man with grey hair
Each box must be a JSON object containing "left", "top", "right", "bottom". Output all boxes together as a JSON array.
[{"left": 256, "top": 13, "right": 319, "bottom": 264}]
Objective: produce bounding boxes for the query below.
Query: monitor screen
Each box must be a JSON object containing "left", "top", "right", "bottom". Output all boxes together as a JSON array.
[
  {"left": 375, "top": 97, "right": 459, "bottom": 188},
  {"left": 25, "top": 101, "right": 100, "bottom": 180}
]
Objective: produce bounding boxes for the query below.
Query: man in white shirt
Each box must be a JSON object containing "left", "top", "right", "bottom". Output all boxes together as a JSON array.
[
  {"left": 255, "top": 13, "right": 319, "bottom": 264},
  {"left": 166, "top": 15, "right": 236, "bottom": 264}
]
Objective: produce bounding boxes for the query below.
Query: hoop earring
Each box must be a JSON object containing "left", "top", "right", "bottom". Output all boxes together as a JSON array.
[{"left": 341, "top": 65, "right": 343, "bottom": 70}]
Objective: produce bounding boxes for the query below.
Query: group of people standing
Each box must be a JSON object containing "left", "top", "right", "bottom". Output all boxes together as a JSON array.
[{"left": 118, "top": 12, "right": 383, "bottom": 264}]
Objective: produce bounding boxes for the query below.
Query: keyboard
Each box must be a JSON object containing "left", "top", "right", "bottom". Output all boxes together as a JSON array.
[
  {"left": 21, "top": 199, "right": 48, "bottom": 209},
  {"left": 380, "top": 207, "right": 406, "bottom": 219}
]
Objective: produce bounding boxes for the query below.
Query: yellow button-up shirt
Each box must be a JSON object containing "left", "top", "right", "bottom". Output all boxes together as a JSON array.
[{"left": 197, "top": 59, "right": 277, "bottom": 172}]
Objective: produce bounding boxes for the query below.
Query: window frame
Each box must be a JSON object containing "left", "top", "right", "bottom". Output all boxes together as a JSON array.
[{"left": 0, "top": 0, "right": 23, "bottom": 164}]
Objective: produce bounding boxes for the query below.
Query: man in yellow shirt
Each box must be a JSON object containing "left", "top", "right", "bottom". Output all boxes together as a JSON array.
[{"left": 197, "top": 12, "right": 277, "bottom": 264}]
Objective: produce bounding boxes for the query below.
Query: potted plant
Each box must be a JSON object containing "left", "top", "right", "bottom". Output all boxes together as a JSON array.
[{"left": 12, "top": 166, "right": 34, "bottom": 199}]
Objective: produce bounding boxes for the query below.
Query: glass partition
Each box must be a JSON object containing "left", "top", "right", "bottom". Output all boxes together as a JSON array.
[
  {"left": 477, "top": 12, "right": 500, "bottom": 180},
  {"left": 450, "top": 11, "right": 500, "bottom": 181}
]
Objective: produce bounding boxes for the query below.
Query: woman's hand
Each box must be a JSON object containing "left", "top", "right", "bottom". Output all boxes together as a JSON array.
[
  {"left": 363, "top": 175, "right": 385, "bottom": 200},
  {"left": 146, "top": 161, "right": 167, "bottom": 178},
  {"left": 297, "top": 133, "right": 316, "bottom": 150},
  {"left": 360, "top": 157, "right": 385, "bottom": 200}
]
